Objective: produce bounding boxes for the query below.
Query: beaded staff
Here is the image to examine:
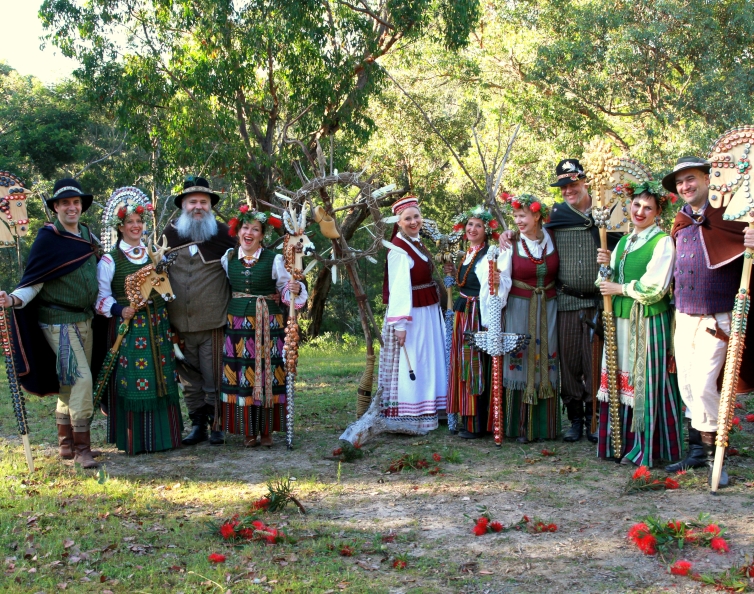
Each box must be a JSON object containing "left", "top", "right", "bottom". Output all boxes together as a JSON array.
[
  {"left": 0, "top": 306, "right": 34, "bottom": 471},
  {"left": 282, "top": 202, "right": 315, "bottom": 450},
  {"left": 464, "top": 245, "right": 530, "bottom": 446},
  {"left": 707, "top": 126, "right": 754, "bottom": 494}
]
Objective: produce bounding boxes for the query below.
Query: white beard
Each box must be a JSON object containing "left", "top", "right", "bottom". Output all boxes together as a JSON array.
[{"left": 175, "top": 208, "right": 218, "bottom": 243}]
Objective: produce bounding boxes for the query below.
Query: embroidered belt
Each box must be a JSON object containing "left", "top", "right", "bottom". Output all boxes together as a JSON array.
[
  {"left": 231, "top": 292, "right": 280, "bottom": 303},
  {"left": 511, "top": 280, "right": 556, "bottom": 405},
  {"left": 412, "top": 282, "right": 435, "bottom": 291}
]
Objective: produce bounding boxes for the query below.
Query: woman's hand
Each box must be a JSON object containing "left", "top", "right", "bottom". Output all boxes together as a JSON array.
[
  {"left": 598, "top": 281, "right": 623, "bottom": 296},
  {"left": 744, "top": 227, "right": 754, "bottom": 249},
  {"left": 491, "top": 270, "right": 501, "bottom": 286},
  {"left": 394, "top": 329, "right": 407, "bottom": 347},
  {"left": 596, "top": 248, "right": 611, "bottom": 265},
  {"left": 443, "top": 262, "right": 456, "bottom": 276},
  {"left": 122, "top": 306, "right": 136, "bottom": 320},
  {"left": 288, "top": 279, "right": 301, "bottom": 296},
  {"left": 0, "top": 291, "right": 14, "bottom": 308}
]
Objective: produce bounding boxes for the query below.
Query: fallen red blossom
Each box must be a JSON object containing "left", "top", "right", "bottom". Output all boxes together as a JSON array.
[
  {"left": 208, "top": 553, "right": 226, "bottom": 563},
  {"left": 670, "top": 560, "right": 692, "bottom": 576}
]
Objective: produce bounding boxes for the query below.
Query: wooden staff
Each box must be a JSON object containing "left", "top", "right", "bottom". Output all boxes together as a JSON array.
[{"left": 711, "top": 221, "right": 753, "bottom": 493}]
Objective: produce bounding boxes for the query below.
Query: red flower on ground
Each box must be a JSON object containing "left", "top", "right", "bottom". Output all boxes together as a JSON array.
[
  {"left": 429, "top": 467, "right": 441, "bottom": 475},
  {"left": 252, "top": 497, "right": 270, "bottom": 511},
  {"left": 472, "top": 523, "right": 487, "bottom": 536},
  {"left": 432, "top": 453, "right": 442, "bottom": 462},
  {"left": 747, "top": 563, "right": 754, "bottom": 578},
  {"left": 523, "top": 515, "right": 530, "bottom": 523},
  {"left": 670, "top": 560, "right": 692, "bottom": 576},
  {"left": 684, "top": 530, "right": 697, "bottom": 543},
  {"left": 675, "top": 469, "right": 687, "bottom": 476},
  {"left": 490, "top": 521, "right": 503, "bottom": 533},
  {"left": 547, "top": 524, "right": 558, "bottom": 532},
  {"left": 251, "top": 520, "right": 266, "bottom": 531},
  {"left": 710, "top": 537, "right": 730, "bottom": 553},
  {"left": 636, "top": 534, "right": 657, "bottom": 556},
  {"left": 728, "top": 447, "right": 740, "bottom": 456},
  {"left": 208, "top": 553, "right": 226, "bottom": 563},
  {"left": 628, "top": 523, "right": 650, "bottom": 543},
  {"left": 238, "top": 528, "right": 254, "bottom": 539},
  {"left": 664, "top": 477, "right": 680, "bottom": 490},
  {"left": 703, "top": 524, "right": 721, "bottom": 536},
  {"left": 632, "top": 466, "right": 651, "bottom": 482},
  {"left": 746, "top": 413, "right": 754, "bottom": 422},
  {"left": 393, "top": 559, "right": 407, "bottom": 569},
  {"left": 219, "top": 522, "right": 236, "bottom": 540},
  {"left": 541, "top": 449, "right": 555, "bottom": 456}
]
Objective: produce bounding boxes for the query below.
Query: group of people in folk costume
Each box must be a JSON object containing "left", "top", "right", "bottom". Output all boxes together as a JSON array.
[
  {"left": 381, "top": 156, "right": 754, "bottom": 487},
  {"left": 0, "top": 177, "right": 306, "bottom": 467}
]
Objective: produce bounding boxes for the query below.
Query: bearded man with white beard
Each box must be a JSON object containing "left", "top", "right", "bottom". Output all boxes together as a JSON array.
[{"left": 161, "top": 177, "right": 236, "bottom": 446}]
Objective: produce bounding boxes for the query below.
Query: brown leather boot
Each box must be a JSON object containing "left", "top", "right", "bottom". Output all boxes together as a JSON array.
[
  {"left": 244, "top": 435, "right": 260, "bottom": 447},
  {"left": 260, "top": 433, "right": 273, "bottom": 447},
  {"left": 71, "top": 421, "right": 99, "bottom": 469},
  {"left": 56, "top": 412, "right": 74, "bottom": 459}
]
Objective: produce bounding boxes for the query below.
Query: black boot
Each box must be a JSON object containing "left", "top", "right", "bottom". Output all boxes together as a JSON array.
[
  {"left": 665, "top": 421, "right": 706, "bottom": 472},
  {"left": 563, "top": 401, "right": 584, "bottom": 442},
  {"left": 182, "top": 410, "right": 208, "bottom": 445},
  {"left": 584, "top": 402, "right": 597, "bottom": 444},
  {"left": 700, "top": 431, "right": 729, "bottom": 488},
  {"left": 206, "top": 406, "right": 225, "bottom": 445}
]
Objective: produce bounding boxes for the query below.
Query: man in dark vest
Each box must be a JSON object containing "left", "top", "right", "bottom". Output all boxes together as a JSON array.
[
  {"left": 161, "top": 176, "right": 235, "bottom": 446},
  {"left": 664, "top": 157, "right": 754, "bottom": 486},
  {"left": 0, "top": 179, "right": 102, "bottom": 468},
  {"left": 544, "top": 159, "right": 621, "bottom": 443}
]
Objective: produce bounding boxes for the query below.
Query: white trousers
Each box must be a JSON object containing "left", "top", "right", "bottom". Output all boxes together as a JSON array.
[{"left": 674, "top": 311, "right": 730, "bottom": 433}]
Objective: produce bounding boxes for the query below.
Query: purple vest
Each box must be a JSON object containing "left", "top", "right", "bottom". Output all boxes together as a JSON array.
[{"left": 674, "top": 220, "right": 740, "bottom": 315}]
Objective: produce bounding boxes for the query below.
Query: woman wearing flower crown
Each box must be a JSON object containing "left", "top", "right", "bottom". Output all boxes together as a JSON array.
[
  {"left": 499, "top": 194, "right": 560, "bottom": 442},
  {"left": 595, "top": 181, "right": 682, "bottom": 467},
  {"left": 96, "top": 188, "right": 183, "bottom": 455},
  {"left": 443, "top": 206, "right": 508, "bottom": 438},
  {"left": 219, "top": 205, "right": 307, "bottom": 447},
  {"left": 379, "top": 197, "right": 446, "bottom": 434}
]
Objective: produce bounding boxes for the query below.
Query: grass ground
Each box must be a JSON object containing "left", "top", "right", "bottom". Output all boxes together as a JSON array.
[{"left": 1, "top": 338, "right": 753, "bottom": 593}]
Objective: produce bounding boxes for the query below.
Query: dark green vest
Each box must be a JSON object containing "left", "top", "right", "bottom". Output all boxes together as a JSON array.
[
  {"left": 612, "top": 232, "right": 669, "bottom": 319},
  {"left": 110, "top": 248, "right": 166, "bottom": 310},
  {"left": 227, "top": 248, "right": 281, "bottom": 317}
]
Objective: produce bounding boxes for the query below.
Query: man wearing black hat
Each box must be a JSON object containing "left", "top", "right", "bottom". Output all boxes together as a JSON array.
[
  {"left": 544, "top": 159, "right": 622, "bottom": 442},
  {"left": 161, "top": 176, "right": 235, "bottom": 446},
  {"left": 663, "top": 157, "right": 754, "bottom": 486},
  {"left": 0, "top": 179, "right": 102, "bottom": 468}
]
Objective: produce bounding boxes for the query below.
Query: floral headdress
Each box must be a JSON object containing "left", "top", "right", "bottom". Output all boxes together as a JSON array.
[
  {"left": 615, "top": 180, "right": 677, "bottom": 210},
  {"left": 100, "top": 187, "right": 154, "bottom": 252},
  {"left": 499, "top": 193, "right": 551, "bottom": 220},
  {"left": 228, "top": 203, "right": 283, "bottom": 237},
  {"left": 450, "top": 205, "right": 501, "bottom": 241}
]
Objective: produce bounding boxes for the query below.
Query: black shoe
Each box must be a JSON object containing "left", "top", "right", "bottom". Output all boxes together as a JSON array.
[
  {"left": 458, "top": 430, "right": 482, "bottom": 439},
  {"left": 182, "top": 423, "right": 208, "bottom": 445},
  {"left": 585, "top": 422, "right": 598, "bottom": 444},
  {"left": 516, "top": 436, "right": 530, "bottom": 444},
  {"left": 563, "top": 419, "right": 583, "bottom": 442},
  {"left": 209, "top": 430, "right": 225, "bottom": 445},
  {"left": 665, "top": 422, "right": 706, "bottom": 472}
]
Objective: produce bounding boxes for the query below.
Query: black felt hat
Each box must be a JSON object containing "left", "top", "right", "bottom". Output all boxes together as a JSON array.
[
  {"left": 47, "top": 178, "right": 93, "bottom": 212},
  {"left": 173, "top": 176, "right": 220, "bottom": 208},
  {"left": 550, "top": 159, "right": 587, "bottom": 187},
  {"left": 661, "top": 156, "right": 712, "bottom": 193}
]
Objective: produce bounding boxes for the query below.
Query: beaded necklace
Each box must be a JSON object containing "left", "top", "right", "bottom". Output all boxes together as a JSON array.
[
  {"left": 240, "top": 246, "right": 262, "bottom": 269},
  {"left": 456, "top": 244, "right": 484, "bottom": 287},
  {"left": 520, "top": 234, "right": 546, "bottom": 265}
]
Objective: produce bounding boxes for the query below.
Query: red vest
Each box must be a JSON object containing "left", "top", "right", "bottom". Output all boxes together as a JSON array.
[
  {"left": 509, "top": 239, "right": 559, "bottom": 300},
  {"left": 382, "top": 236, "right": 439, "bottom": 307}
]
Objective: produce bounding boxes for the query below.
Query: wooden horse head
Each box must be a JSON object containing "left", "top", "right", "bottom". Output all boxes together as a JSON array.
[
  {"left": 124, "top": 237, "right": 177, "bottom": 307},
  {"left": 0, "top": 172, "right": 30, "bottom": 247}
]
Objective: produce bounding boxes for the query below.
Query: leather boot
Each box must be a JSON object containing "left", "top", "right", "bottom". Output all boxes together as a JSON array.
[
  {"left": 584, "top": 402, "right": 598, "bottom": 443},
  {"left": 71, "top": 421, "right": 99, "bottom": 469},
  {"left": 563, "top": 401, "right": 584, "bottom": 442},
  {"left": 182, "top": 410, "right": 208, "bottom": 445},
  {"left": 206, "top": 406, "right": 225, "bottom": 445},
  {"left": 665, "top": 421, "right": 706, "bottom": 472},
  {"left": 260, "top": 432, "right": 273, "bottom": 447},
  {"left": 700, "top": 431, "right": 729, "bottom": 488},
  {"left": 56, "top": 412, "right": 74, "bottom": 459}
]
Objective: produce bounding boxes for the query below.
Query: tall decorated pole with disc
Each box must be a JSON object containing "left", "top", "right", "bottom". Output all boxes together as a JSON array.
[
  {"left": 707, "top": 126, "right": 754, "bottom": 494},
  {"left": 582, "top": 140, "right": 653, "bottom": 458}
]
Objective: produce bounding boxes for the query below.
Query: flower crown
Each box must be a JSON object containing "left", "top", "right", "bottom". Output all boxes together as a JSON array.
[
  {"left": 110, "top": 202, "right": 154, "bottom": 227},
  {"left": 450, "top": 205, "right": 501, "bottom": 241},
  {"left": 228, "top": 204, "right": 283, "bottom": 237},
  {"left": 500, "top": 193, "right": 550, "bottom": 219},
  {"left": 615, "top": 180, "right": 677, "bottom": 209}
]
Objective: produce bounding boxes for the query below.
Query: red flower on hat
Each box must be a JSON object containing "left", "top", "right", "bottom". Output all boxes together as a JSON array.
[
  {"left": 499, "top": 191, "right": 511, "bottom": 202},
  {"left": 117, "top": 207, "right": 127, "bottom": 218},
  {"left": 239, "top": 204, "right": 249, "bottom": 213},
  {"left": 511, "top": 200, "right": 522, "bottom": 210},
  {"left": 668, "top": 193, "right": 678, "bottom": 204},
  {"left": 146, "top": 203, "right": 154, "bottom": 211},
  {"left": 228, "top": 217, "right": 240, "bottom": 237},
  {"left": 135, "top": 205, "right": 144, "bottom": 214},
  {"left": 268, "top": 214, "right": 283, "bottom": 229},
  {"left": 491, "top": 231, "right": 500, "bottom": 241},
  {"left": 453, "top": 223, "right": 463, "bottom": 232},
  {"left": 529, "top": 202, "right": 541, "bottom": 213},
  {"left": 488, "top": 219, "right": 499, "bottom": 230}
]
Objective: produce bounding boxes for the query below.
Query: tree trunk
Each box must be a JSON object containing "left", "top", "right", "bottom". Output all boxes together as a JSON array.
[{"left": 307, "top": 265, "right": 333, "bottom": 337}]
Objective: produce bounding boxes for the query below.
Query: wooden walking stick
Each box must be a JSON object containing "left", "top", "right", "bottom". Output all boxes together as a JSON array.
[
  {"left": 401, "top": 345, "right": 416, "bottom": 381},
  {"left": 707, "top": 126, "right": 754, "bottom": 493},
  {"left": 582, "top": 141, "right": 653, "bottom": 457}
]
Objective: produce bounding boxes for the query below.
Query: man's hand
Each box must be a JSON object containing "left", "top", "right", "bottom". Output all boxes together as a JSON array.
[{"left": 499, "top": 230, "right": 516, "bottom": 250}]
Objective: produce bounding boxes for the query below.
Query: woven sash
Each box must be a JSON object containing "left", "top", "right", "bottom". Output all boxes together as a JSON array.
[{"left": 252, "top": 296, "right": 274, "bottom": 408}]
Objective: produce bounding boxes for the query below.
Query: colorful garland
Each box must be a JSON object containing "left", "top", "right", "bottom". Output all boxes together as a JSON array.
[
  {"left": 614, "top": 180, "right": 678, "bottom": 209},
  {"left": 450, "top": 205, "right": 501, "bottom": 241},
  {"left": 109, "top": 202, "right": 154, "bottom": 228},
  {"left": 228, "top": 204, "right": 283, "bottom": 237},
  {"left": 499, "top": 192, "right": 551, "bottom": 220}
]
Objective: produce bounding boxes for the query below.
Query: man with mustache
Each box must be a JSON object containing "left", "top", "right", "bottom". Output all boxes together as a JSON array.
[
  {"left": 161, "top": 177, "right": 235, "bottom": 446},
  {"left": 663, "top": 157, "right": 754, "bottom": 486}
]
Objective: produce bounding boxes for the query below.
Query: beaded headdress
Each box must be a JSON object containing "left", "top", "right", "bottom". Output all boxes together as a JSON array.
[
  {"left": 228, "top": 204, "right": 283, "bottom": 237},
  {"left": 450, "top": 205, "right": 500, "bottom": 241},
  {"left": 100, "top": 187, "right": 153, "bottom": 252},
  {"left": 500, "top": 193, "right": 551, "bottom": 220}
]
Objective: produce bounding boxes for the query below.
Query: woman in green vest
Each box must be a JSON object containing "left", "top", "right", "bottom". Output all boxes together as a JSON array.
[
  {"left": 220, "top": 206, "right": 307, "bottom": 447},
  {"left": 96, "top": 187, "right": 183, "bottom": 455},
  {"left": 595, "top": 182, "right": 682, "bottom": 467}
]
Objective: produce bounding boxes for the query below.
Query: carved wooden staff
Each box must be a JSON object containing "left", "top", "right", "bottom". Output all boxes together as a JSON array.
[
  {"left": 1, "top": 307, "right": 33, "bottom": 471},
  {"left": 707, "top": 125, "right": 754, "bottom": 493}
]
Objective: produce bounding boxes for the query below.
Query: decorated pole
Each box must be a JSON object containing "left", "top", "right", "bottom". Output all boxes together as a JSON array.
[
  {"left": 1, "top": 307, "right": 33, "bottom": 472},
  {"left": 707, "top": 126, "right": 754, "bottom": 493}
]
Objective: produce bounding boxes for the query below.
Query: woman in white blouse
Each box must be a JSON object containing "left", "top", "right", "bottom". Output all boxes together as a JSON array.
[
  {"left": 378, "top": 197, "right": 446, "bottom": 435},
  {"left": 443, "top": 206, "right": 507, "bottom": 439},
  {"left": 96, "top": 191, "right": 183, "bottom": 455},
  {"left": 595, "top": 183, "right": 682, "bottom": 467},
  {"left": 498, "top": 194, "right": 560, "bottom": 442}
]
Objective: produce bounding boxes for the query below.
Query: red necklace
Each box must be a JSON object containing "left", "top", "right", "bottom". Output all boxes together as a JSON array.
[
  {"left": 456, "top": 244, "right": 484, "bottom": 287},
  {"left": 520, "top": 236, "right": 545, "bottom": 265}
]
